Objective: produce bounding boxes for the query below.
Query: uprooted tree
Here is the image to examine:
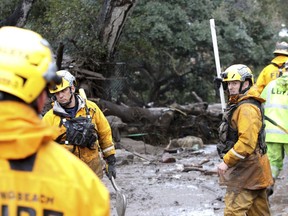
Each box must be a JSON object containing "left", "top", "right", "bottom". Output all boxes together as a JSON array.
[{"left": 90, "top": 98, "right": 223, "bottom": 145}]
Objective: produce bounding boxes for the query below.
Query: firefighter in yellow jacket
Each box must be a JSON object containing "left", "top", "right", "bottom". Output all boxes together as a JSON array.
[
  {"left": 42, "top": 70, "right": 116, "bottom": 179},
  {"left": 0, "top": 26, "right": 110, "bottom": 215},
  {"left": 216, "top": 64, "right": 273, "bottom": 216},
  {"left": 254, "top": 41, "right": 288, "bottom": 95}
]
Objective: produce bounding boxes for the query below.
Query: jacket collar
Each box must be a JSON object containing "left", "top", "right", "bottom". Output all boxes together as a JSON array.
[{"left": 53, "top": 94, "right": 86, "bottom": 117}]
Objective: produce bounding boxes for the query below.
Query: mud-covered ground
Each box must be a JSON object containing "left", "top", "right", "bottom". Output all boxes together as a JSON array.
[{"left": 102, "top": 138, "right": 288, "bottom": 216}]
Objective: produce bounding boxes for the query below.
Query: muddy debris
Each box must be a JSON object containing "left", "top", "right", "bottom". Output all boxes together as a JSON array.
[{"left": 102, "top": 138, "right": 288, "bottom": 216}]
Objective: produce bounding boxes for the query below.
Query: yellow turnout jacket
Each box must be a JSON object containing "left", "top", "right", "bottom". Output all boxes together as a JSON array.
[
  {"left": 220, "top": 88, "right": 273, "bottom": 189},
  {"left": 42, "top": 95, "right": 115, "bottom": 177},
  {"left": 255, "top": 55, "right": 288, "bottom": 95},
  {"left": 0, "top": 101, "right": 110, "bottom": 215}
]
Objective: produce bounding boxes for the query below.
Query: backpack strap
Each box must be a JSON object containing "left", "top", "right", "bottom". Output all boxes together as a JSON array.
[{"left": 271, "top": 62, "right": 285, "bottom": 77}]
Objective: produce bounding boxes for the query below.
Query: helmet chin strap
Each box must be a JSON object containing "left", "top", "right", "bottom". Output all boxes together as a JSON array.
[
  {"left": 59, "top": 87, "right": 74, "bottom": 108},
  {"left": 239, "top": 82, "right": 251, "bottom": 94},
  {"left": 228, "top": 82, "right": 250, "bottom": 103},
  {"left": 238, "top": 82, "right": 244, "bottom": 94},
  {"left": 228, "top": 82, "right": 244, "bottom": 97}
]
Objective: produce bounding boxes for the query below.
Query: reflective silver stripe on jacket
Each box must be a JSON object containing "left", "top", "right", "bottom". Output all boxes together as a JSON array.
[
  {"left": 102, "top": 146, "right": 114, "bottom": 153},
  {"left": 231, "top": 148, "right": 245, "bottom": 159}
]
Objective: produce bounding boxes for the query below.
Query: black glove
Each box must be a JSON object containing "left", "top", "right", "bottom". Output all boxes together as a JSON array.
[
  {"left": 213, "top": 77, "right": 228, "bottom": 90},
  {"left": 105, "top": 154, "right": 116, "bottom": 179},
  {"left": 213, "top": 77, "right": 223, "bottom": 89}
]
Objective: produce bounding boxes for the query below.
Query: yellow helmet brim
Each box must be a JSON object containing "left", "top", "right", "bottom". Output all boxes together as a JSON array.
[{"left": 49, "top": 78, "right": 70, "bottom": 93}]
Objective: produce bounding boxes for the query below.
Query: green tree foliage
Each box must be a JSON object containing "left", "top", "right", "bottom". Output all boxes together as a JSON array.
[
  {"left": 0, "top": 0, "right": 18, "bottom": 19},
  {"left": 26, "top": 0, "right": 106, "bottom": 60},
  {"left": 117, "top": 0, "right": 283, "bottom": 104},
  {"left": 212, "top": 1, "right": 277, "bottom": 66},
  {"left": 1, "top": 0, "right": 286, "bottom": 105},
  {"left": 118, "top": 0, "right": 211, "bottom": 104}
]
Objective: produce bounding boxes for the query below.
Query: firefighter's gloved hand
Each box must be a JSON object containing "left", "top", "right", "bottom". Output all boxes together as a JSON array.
[
  {"left": 105, "top": 154, "right": 116, "bottom": 179},
  {"left": 213, "top": 77, "right": 223, "bottom": 89}
]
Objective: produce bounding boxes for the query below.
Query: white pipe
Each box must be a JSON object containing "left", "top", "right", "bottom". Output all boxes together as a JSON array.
[{"left": 210, "top": 19, "right": 226, "bottom": 112}]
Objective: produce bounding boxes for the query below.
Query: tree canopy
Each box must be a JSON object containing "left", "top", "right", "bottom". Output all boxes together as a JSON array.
[
  {"left": 1, "top": 0, "right": 287, "bottom": 105},
  {"left": 117, "top": 0, "right": 285, "bottom": 104}
]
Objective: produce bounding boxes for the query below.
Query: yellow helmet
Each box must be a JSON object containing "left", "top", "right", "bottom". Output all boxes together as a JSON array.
[
  {"left": 273, "top": 41, "right": 288, "bottom": 56},
  {"left": 0, "top": 26, "right": 60, "bottom": 103},
  {"left": 221, "top": 64, "right": 254, "bottom": 84},
  {"left": 49, "top": 70, "right": 76, "bottom": 94}
]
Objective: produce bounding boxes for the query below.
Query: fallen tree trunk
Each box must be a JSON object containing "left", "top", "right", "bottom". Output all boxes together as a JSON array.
[
  {"left": 43, "top": 96, "right": 222, "bottom": 145},
  {"left": 92, "top": 98, "right": 175, "bottom": 126},
  {"left": 89, "top": 98, "right": 222, "bottom": 145}
]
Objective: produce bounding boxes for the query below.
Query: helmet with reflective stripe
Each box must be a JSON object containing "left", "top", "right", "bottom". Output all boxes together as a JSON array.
[
  {"left": 0, "top": 26, "right": 60, "bottom": 103},
  {"left": 221, "top": 64, "right": 254, "bottom": 84},
  {"left": 273, "top": 41, "right": 288, "bottom": 56},
  {"left": 49, "top": 70, "right": 76, "bottom": 93}
]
